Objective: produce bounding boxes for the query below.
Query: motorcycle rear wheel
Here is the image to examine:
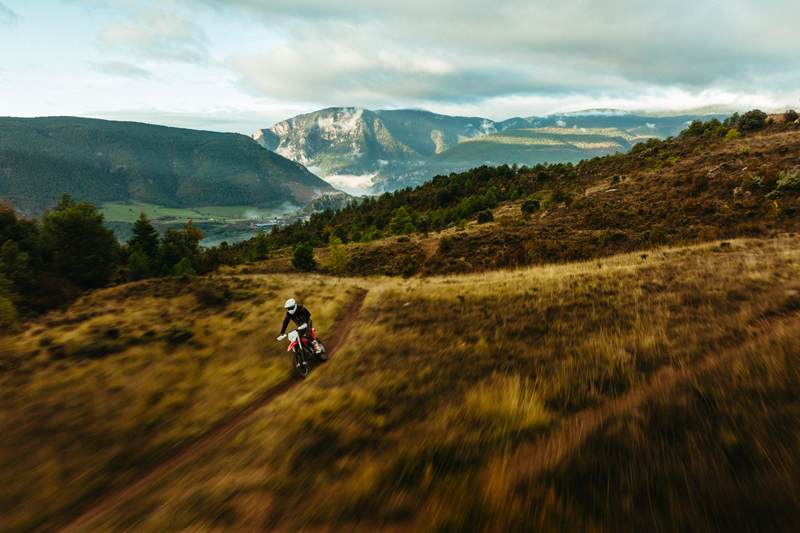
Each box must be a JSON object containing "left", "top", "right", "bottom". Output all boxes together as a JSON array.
[{"left": 316, "top": 340, "right": 328, "bottom": 361}]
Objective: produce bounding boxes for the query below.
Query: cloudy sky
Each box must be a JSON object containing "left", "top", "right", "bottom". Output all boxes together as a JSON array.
[{"left": 1, "top": 0, "right": 799, "bottom": 133}]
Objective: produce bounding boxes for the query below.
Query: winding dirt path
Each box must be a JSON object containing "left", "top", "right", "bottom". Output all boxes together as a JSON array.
[
  {"left": 485, "top": 312, "right": 800, "bottom": 487},
  {"left": 59, "top": 289, "right": 369, "bottom": 532}
]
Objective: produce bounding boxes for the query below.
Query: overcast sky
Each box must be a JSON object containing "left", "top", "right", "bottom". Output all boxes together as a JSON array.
[{"left": 1, "top": 0, "right": 799, "bottom": 133}]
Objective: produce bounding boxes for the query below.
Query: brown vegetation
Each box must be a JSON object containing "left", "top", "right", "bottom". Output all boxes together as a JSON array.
[
  {"left": 0, "top": 274, "right": 362, "bottom": 531},
  {"left": 45, "top": 236, "right": 800, "bottom": 531}
]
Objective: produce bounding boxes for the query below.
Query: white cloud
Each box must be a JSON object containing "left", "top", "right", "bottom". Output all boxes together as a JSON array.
[
  {"left": 202, "top": 0, "right": 800, "bottom": 113},
  {"left": 91, "top": 61, "right": 152, "bottom": 79},
  {"left": 101, "top": 10, "right": 208, "bottom": 63}
]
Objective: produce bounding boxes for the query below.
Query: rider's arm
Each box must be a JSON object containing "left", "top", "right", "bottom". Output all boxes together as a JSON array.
[{"left": 280, "top": 313, "right": 290, "bottom": 335}]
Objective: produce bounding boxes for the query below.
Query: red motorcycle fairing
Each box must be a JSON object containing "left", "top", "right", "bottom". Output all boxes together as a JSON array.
[{"left": 287, "top": 337, "right": 311, "bottom": 351}]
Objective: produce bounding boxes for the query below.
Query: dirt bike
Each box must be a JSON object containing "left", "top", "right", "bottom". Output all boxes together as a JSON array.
[{"left": 277, "top": 323, "right": 326, "bottom": 378}]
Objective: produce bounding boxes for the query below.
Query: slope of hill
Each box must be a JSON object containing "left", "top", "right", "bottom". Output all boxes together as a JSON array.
[
  {"left": 3, "top": 238, "right": 800, "bottom": 530},
  {"left": 0, "top": 117, "right": 334, "bottom": 215},
  {"left": 243, "top": 112, "right": 800, "bottom": 277},
  {"left": 254, "top": 107, "right": 723, "bottom": 193}
]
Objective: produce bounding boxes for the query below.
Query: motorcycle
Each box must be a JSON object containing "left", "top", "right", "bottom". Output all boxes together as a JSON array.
[{"left": 277, "top": 323, "right": 326, "bottom": 378}]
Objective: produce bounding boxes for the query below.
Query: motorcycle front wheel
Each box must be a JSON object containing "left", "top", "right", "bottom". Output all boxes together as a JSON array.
[{"left": 294, "top": 349, "right": 310, "bottom": 378}]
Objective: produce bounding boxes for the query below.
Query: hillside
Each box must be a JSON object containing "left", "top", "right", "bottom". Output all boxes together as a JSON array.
[
  {"left": 2, "top": 238, "right": 800, "bottom": 530},
  {"left": 0, "top": 116, "right": 334, "bottom": 215},
  {"left": 250, "top": 112, "right": 800, "bottom": 276},
  {"left": 3, "top": 111, "right": 800, "bottom": 531},
  {"left": 254, "top": 107, "right": 723, "bottom": 193}
]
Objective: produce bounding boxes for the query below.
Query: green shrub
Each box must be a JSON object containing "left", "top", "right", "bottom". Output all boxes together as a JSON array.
[
  {"left": 165, "top": 326, "right": 194, "bottom": 345},
  {"left": 738, "top": 109, "right": 768, "bottom": 132},
  {"left": 127, "top": 247, "right": 151, "bottom": 281},
  {"left": 195, "top": 283, "right": 232, "bottom": 307},
  {"left": 0, "top": 273, "right": 16, "bottom": 327},
  {"left": 776, "top": 169, "right": 800, "bottom": 191},
  {"left": 324, "top": 235, "right": 348, "bottom": 276},
  {"left": 784, "top": 110, "right": 798, "bottom": 122},
  {"left": 173, "top": 257, "right": 196, "bottom": 277},
  {"left": 292, "top": 243, "right": 317, "bottom": 271},
  {"left": 725, "top": 129, "right": 741, "bottom": 141},
  {"left": 521, "top": 199, "right": 540, "bottom": 215},
  {"left": 476, "top": 210, "right": 494, "bottom": 224}
]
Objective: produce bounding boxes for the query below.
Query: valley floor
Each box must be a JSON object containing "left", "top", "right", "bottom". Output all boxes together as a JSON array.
[{"left": 2, "top": 236, "right": 800, "bottom": 531}]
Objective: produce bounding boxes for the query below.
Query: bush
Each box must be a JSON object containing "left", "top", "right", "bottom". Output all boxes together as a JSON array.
[
  {"left": 324, "top": 235, "right": 348, "bottom": 276},
  {"left": 127, "top": 247, "right": 151, "bottom": 281},
  {"left": 785, "top": 109, "right": 799, "bottom": 123},
  {"left": 0, "top": 273, "right": 16, "bottom": 327},
  {"left": 737, "top": 109, "right": 768, "bottom": 132},
  {"left": 292, "top": 243, "right": 317, "bottom": 271},
  {"left": 195, "top": 283, "right": 232, "bottom": 307},
  {"left": 476, "top": 210, "right": 494, "bottom": 224},
  {"left": 776, "top": 169, "right": 800, "bottom": 191},
  {"left": 724, "top": 128, "right": 741, "bottom": 141},
  {"left": 165, "top": 326, "right": 194, "bottom": 345},
  {"left": 159, "top": 221, "right": 203, "bottom": 276},
  {"left": 550, "top": 187, "right": 572, "bottom": 205},
  {"left": 521, "top": 199, "right": 540, "bottom": 215},
  {"left": 173, "top": 257, "right": 196, "bottom": 277}
]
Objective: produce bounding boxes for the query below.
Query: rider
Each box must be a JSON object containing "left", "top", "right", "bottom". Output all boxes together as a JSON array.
[{"left": 277, "top": 298, "right": 322, "bottom": 353}]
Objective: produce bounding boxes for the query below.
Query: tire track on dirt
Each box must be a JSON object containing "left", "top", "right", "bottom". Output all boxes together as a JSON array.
[
  {"left": 485, "top": 312, "right": 800, "bottom": 488},
  {"left": 58, "top": 289, "right": 368, "bottom": 533}
]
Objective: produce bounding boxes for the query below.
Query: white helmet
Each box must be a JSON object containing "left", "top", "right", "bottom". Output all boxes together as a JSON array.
[{"left": 284, "top": 298, "right": 297, "bottom": 314}]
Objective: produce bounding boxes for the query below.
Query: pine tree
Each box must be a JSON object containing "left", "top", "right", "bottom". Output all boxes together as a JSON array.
[
  {"left": 128, "top": 212, "right": 159, "bottom": 258},
  {"left": 389, "top": 206, "right": 415, "bottom": 235},
  {"left": 127, "top": 247, "right": 151, "bottom": 281},
  {"left": 41, "top": 201, "right": 118, "bottom": 288}
]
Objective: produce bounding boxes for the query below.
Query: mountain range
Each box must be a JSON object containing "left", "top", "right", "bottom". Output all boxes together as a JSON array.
[
  {"left": 0, "top": 116, "right": 334, "bottom": 215},
  {"left": 253, "top": 107, "right": 724, "bottom": 193}
]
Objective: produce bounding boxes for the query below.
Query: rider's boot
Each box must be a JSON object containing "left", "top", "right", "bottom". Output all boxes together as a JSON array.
[{"left": 313, "top": 340, "right": 322, "bottom": 353}]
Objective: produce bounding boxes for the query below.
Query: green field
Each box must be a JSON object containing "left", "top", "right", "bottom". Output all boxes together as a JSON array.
[{"left": 100, "top": 202, "right": 295, "bottom": 224}]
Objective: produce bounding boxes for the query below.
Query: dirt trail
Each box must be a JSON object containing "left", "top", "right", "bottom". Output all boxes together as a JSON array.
[
  {"left": 58, "top": 289, "right": 368, "bottom": 533},
  {"left": 487, "top": 312, "right": 800, "bottom": 486}
]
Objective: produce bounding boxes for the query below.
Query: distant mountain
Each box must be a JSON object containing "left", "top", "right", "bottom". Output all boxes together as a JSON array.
[
  {"left": 254, "top": 107, "right": 724, "bottom": 193},
  {"left": 0, "top": 116, "right": 334, "bottom": 214},
  {"left": 253, "top": 107, "right": 498, "bottom": 194}
]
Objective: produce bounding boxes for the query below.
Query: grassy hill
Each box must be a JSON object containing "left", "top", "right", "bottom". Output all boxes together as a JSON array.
[
  {"left": 3, "top": 111, "right": 800, "bottom": 530},
  {"left": 0, "top": 116, "right": 333, "bottom": 215},
  {"left": 240, "top": 112, "right": 799, "bottom": 277},
  {"left": 2, "top": 238, "right": 799, "bottom": 530}
]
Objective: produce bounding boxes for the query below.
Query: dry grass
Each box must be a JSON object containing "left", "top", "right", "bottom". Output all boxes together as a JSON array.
[
  {"left": 0, "top": 273, "right": 362, "bottom": 532},
  {"left": 64, "top": 236, "right": 800, "bottom": 532}
]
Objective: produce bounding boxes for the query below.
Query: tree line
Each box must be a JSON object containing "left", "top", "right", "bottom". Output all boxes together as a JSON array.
[{"left": 0, "top": 195, "right": 245, "bottom": 325}]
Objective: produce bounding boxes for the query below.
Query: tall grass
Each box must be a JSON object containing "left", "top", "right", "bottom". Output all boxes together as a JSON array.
[{"left": 72, "top": 236, "right": 800, "bottom": 531}]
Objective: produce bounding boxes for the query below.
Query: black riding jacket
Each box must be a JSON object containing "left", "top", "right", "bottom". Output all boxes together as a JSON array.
[{"left": 280, "top": 304, "right": 312, "bottom": 335}]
